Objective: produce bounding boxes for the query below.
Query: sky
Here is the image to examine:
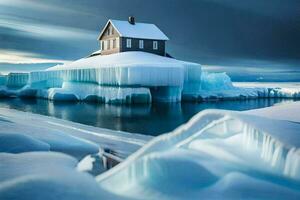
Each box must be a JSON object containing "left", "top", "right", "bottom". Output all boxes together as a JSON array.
[{"left": 0, "top": 0, "right": 300, "bottom": 81}]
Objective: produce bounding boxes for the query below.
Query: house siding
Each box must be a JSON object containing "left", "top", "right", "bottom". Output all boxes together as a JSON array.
[
  {"left": 100, "top": 23, "right": 121, "bottom": 55},
  {"left": 120, "top": 37, "right": 165, "bottom": 56},
  {"left": 98, "top": 21, "right": 166, "bottom": 56}
]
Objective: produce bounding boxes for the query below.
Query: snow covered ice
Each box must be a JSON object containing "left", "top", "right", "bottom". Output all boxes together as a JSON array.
[
  {"left": 0, "top": 51, "right": 299, "bottom": 103},
  {"left": 0, "top": 107, "right": 150, "bottom": 200},
  {"left": 95, "top": 108, "right": 300, "bottom": 199},
  {"left": 0, "top": 152, "right": 120, "bottom": 200}
]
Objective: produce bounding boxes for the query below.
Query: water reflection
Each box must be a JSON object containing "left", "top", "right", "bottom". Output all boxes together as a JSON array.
[{"left": 0, "top": 98, "right": 297, "bottom": 136}]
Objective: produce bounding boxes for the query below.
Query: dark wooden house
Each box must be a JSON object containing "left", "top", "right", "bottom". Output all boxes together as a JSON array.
[{"left": 97, "top": 17, "right": 169, "bottom": 56}]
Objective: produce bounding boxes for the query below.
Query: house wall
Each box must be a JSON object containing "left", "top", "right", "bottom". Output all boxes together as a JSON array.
[
  {"left": 120, "top": 37, "right": 165, "bottom": 56},
  {"left": 99, "top": 22, "right": 166, "bottom": 56},
  {"left": 100, "top": 23, "right": 121, "bottom": 55}
]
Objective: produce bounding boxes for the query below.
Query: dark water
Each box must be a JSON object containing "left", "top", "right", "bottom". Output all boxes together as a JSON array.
[{"left": 0, "top": 98, "right": 297, "bottom": 136}]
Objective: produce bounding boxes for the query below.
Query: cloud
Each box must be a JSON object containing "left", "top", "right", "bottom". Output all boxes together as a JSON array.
[
  {"left": 0, "top": 50, "right": 71, "bottom": 64},
  {"left": 0, "top": 15, "right": 97, "bottom": 40},
  {"left": 0, "top": 0, "right": 88, "bottom": 15}
]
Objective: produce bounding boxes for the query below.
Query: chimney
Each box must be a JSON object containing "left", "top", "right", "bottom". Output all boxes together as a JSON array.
[{"left": 128, "top": 16, "right": 135, "bottom": 25}]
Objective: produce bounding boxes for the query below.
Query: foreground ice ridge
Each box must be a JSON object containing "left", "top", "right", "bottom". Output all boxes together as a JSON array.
[
  {"left": 1, "top": 52, "right": 300, "bottom": 103},
  {"left": 0, "top": 106, "right": 299, "bottom": 199},
  {"left": 96, "top": 110, "right": 300, "bottom": 199}
]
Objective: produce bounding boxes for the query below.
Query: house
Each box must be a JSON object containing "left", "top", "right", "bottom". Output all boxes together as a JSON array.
[{"left": 97, "top": 17, "right": 169, "bottom": 56}]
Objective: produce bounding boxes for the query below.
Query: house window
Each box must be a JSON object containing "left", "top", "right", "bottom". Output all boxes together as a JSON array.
[
  {"left": 107, "top": 40, "right": 110, "bottom": 49},
  {"left": 112, "top": 39, "right": 116, "bottom": 49},
  {"left": 153, "top": 41, "right": 158, "bottom": 50},
  {"left": 139, "top": 40, "right": 144, "bottom": 49},
  {"left": 103, "top": 41, "right": 108, "bottom": 50},
  {"left": 108, "top": 27, "right": 111, "bottom": 35},
  {"left": 126, "top": 38, "right": 132, "bottom": 48},
  {"left": 101, "top": 41, "right": 104, "bottom": 50},
  {"left": 116, "top": 37, "right": 119, "bottom": 48},
  {"left": 111, "top": 28, "right": 114, "bottom": 35}
]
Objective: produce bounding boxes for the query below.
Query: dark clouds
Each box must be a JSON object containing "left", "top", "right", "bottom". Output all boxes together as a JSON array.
[{"left": 0, "top": 0, "right": 300, "bottom": 81}]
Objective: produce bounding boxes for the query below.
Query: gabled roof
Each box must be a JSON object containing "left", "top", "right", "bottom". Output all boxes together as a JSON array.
[{"left": 98, "top": 19, "right": 169, "bottom": 41}]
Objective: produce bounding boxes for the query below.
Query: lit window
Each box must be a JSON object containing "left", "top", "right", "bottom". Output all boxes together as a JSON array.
[
  {"left": 153, "top": 41, "right": 158, "bottom": 50},
  {"left": 103, "top": 41, "right": 107, "bottom": 50},
  {"left": 126, "top": 38, "right": 132, "bottom": 48},
  {"left": 139, "top": 40, "right": 144, "bottom": 49},
  {"left": 116, "top": 37, "right": 119, "bottom": 48}
]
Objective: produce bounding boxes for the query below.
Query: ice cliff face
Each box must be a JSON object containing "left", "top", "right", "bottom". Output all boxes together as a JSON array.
[
  {"left": 1, "top": 51, "right": 299, "bottom": 103},
  {"left": 6, "top": 73, "right": 29, "bottom": 88}
]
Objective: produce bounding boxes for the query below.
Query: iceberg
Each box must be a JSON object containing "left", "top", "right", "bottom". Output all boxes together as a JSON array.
[
  {"left": 35, "top": 82, "right": 152, "bottom": 103},
  {"left": 0, "top": 75, "right": 7, "bottom": 86},
  {"left": 27, "top": 51, "right": 200, "bottom": 103},
  {"left": 6, "top": 73, "right": 29, "bottom": 88},
  {"left": 0, "top": 51, "right": 299, "bottom": 103},
  {"left": 183, "top": 72, "right": 300, "bottom": 101}
]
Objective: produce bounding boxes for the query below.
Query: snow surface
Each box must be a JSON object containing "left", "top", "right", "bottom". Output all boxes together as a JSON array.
[
  {"left": 0, "top": 107, "right": 151, "bottom": 199},
  {"left": 0, "top": 152, "right": 120, "bottom": 200},
  {"left": 0, "top": 133, "right": 50, "bottom": 153},
  {"left": 246, "top": 101, "right": 300, "bottom": 123},
  {"left": 103, "top": 19, "right": 169, "bottom": 41},
  {"left": 40, "top": 52, "right": 199, "bottom": 89},
  {"left": 47, "top": 51, "right": 194, "bottom": 71},
  {"left": 95, "top": 105, "right": 300, "bottom": 199}
]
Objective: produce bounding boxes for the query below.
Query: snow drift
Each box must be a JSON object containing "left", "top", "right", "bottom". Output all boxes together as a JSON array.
[
  {"left": 96, "top": 110, "right": 300, "bottom": 199},
  {"left": 0, "top": 152, "right": 118, "bottom": 200},
  {"left": 0, "top": 113, "right": 99, "bottom": 159},
  {"left": 0, "top": 133, "right": 50, "bottom": 153}
]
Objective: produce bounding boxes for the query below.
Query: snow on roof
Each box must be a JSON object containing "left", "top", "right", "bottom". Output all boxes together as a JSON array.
[
  {"left": 47, "top": 51, "right": 198, "bottom": 71},
  {"left": 98, "top": 19, "right": 169, "bottom": 41}
]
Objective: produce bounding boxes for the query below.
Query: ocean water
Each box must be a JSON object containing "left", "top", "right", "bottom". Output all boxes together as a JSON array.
[{"left": 0, "top": 98, "right": 297, "bottom": 136}]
